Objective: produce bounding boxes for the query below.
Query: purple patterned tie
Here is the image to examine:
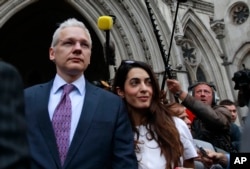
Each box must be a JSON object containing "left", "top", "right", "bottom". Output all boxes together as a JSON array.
[{"left": 52, "top": 84, "right": 74, "bottom": 165}]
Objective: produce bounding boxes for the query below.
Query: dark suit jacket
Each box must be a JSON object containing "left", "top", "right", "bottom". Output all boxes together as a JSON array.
[
  {"left": 0, "top": 105, "right": 30, "bottom": 169},
  {"left": 230, "top": 123, "right": 241, "bottom": 151},
  {"left": 24, "top": 80, "right": 137, "bottom": 169},
  {"left": 182, "top": 95, "right": 237, "bottom": 152}
]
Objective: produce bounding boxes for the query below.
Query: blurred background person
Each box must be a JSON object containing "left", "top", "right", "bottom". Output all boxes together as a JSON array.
[
  {"left": 219, "top": 99, "right": 241, "bottom": 151},
  {"left": 219, "top": 99, "right": 238, "bottom": 123},
  {"left": 0, "top": 61, "right": 30, "bottom": 169},
  {"left": 166, "top": 102, "right": 191, "bottom": 130},
  {"left": 232, "top": 68, "right": 250, "bottom": 152},
  {"left": 167, "top": 79, "right": 236, "bottom": 153},
  {"left": 167, "top": 102, "right": 225, "bottom": 169}
]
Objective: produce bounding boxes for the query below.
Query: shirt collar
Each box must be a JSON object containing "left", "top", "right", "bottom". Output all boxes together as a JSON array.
[{"left": 52, "top": 74, "right": 85, "bottom": 95}]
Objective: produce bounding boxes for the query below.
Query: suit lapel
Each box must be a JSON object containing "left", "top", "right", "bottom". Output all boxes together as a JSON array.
[
  {"left": 64, "top": 81, "right": 100, "bottom": 168},
  {"left": 37, "top": 81, "right": 61, "bottom": 167}
]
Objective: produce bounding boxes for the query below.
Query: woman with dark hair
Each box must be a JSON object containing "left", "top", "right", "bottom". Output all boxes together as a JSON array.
[
  {"left": 0, "top": 61, "right": 30, "bottom": 169},
  {"left": 112, "top": 60, "right": 197, "bottom": 169}
]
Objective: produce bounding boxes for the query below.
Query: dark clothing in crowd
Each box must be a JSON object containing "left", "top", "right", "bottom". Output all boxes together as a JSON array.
[
  {"left": 183, "top": 94, "right": 237, "bottom": 153},
  {"left": 230, "top": 123, "right": 241, "bottom": 151},
  {"left": 0, "top": 61, "right": 30, "bottom": 169}
]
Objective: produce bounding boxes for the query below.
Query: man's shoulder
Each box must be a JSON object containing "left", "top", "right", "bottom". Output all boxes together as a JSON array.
[
  {"left": 86, "top": 81, "right": 120, "bottom": 99},
  {"left": 24, "top": 81, "right": 52, "bottom": 93},
  {"left": 213, "top": 105, "right": 231, "bottom": 117},
  {"left": 213, "top": 105, "right": 228, "bottom": 110},
  {"left": 230, "top": 123, "right": 241, "bottom": 131}
]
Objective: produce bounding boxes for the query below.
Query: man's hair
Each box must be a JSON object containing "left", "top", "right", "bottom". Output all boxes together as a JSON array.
[
  {"left": 51, "top": 18, "right": 92, "bottom": 47},
  {"left": 188, "top": 81, "right": 216, "bottom": 91},
  {"left": 219, "top": 99, "right": 236, "bottom": 106}
]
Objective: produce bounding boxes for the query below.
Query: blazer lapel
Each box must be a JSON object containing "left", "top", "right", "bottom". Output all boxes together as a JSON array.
[
  {"left": 36, "top": 81, "right": 61, "bottom": 167},
  {"left": 64, "top": 81, "right": 100, "bottom": 168}
]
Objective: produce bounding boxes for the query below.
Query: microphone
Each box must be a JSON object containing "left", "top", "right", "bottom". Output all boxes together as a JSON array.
[
  {"left": 97, "top": 15, "right": 116, "bottom": 71},
  {"left": 97, "top": 16, "right": 113, "bottom": 30}
]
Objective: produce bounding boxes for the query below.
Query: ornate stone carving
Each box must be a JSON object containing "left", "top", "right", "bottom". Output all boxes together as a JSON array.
[
  {"left": 231, "top": 3, "right": 249, "bottom": 25},
  {"left": 210, "top": 19, "right": 225, "bottom": 39},
  {"left": 181, "top": 39, "right": 198, "bottom": 66}
]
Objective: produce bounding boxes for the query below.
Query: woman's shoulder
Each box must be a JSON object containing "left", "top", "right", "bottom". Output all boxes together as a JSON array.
[
  {"left": 172, "top": 116, "right": 186, "bottom": 126},
  {"left": 172, "top": 116, "right": 192, "bottom": 136}
]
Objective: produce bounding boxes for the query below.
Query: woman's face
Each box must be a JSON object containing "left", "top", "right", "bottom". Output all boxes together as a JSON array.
[{"left": 118, "top": 68, "right": 153, "bottom": 110}]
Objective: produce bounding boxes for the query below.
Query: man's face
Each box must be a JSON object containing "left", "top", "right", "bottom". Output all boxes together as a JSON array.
[
  {"left": 49, "top": 26, "right": 91, "bottom": 78},
  {"left": 193, "top": 84, "right": 213, "bottom": 106},
  {"left": 224, "top": 105, "right": 237, "bottom": 122}
]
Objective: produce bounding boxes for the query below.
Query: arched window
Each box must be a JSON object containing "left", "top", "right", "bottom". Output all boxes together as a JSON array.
[{"left": 196, "top": 67, "right": 207, "bottom": 82}]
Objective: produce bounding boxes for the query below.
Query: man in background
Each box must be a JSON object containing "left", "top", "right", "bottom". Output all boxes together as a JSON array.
[
  {"left": 167, "top": 79, "right": 236, "bottom": 153},
  {"left": 219, "top": 99, "right": 241, "bottom": 151}
]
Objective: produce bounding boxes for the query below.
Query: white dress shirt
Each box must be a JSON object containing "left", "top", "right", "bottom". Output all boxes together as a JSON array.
[{"left": 48, "top": 74, "right": 85, "bottom": 143}]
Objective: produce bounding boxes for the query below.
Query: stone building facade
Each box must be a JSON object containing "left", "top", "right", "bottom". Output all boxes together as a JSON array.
[{"left": 0, "top": 0, "right": 249, "bottom": 124}]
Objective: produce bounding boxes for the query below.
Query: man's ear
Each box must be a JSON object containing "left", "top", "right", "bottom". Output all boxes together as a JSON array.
[
  {"left": 49, "top": 47, "right": 55, "bottom": 61},
  {"left": 116, "top": 87, "right": 125, "bottom": 98}
]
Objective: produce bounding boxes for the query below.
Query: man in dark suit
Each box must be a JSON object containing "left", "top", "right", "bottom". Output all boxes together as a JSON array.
[{"left": 24, "top": 18, "right": 137, "bottom": 169}]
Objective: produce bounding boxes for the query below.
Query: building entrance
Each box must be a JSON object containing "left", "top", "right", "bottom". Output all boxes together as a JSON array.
[{"left": 0, "top": 0, "right": 109, "bottom": 88}]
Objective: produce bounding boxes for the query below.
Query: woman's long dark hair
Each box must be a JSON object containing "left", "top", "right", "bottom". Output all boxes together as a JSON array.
[{"left": 112, "top": 60, "right": 184, "bottom": 169}]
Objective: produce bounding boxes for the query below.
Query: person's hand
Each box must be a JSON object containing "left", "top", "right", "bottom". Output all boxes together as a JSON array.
[
  {"left": 197, "top": 149, "right": 228, "bottom": 168},
  {"left": 196, "top": 148, "right": 214, "bottom": 168},
  {"left": 166, "top": 79, "right": 182, "bottom": 94}
]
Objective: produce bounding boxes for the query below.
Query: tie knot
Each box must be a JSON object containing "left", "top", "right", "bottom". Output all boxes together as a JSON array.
[{"left": 63, "top": 84, "right": 74, "bottom": 95}]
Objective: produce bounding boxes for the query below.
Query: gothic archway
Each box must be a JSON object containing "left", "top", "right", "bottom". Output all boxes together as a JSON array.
[
  {"left": 0, "top": 0, "right": 107, "bottom": 87},
  {"left": 0, "top": 0, "right": 177, "bottom": 88}
]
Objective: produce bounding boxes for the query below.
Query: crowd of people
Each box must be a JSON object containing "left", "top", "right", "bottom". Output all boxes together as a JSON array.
[{"left": 1, "top": 17, "right": 250, "bottom": 169}]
